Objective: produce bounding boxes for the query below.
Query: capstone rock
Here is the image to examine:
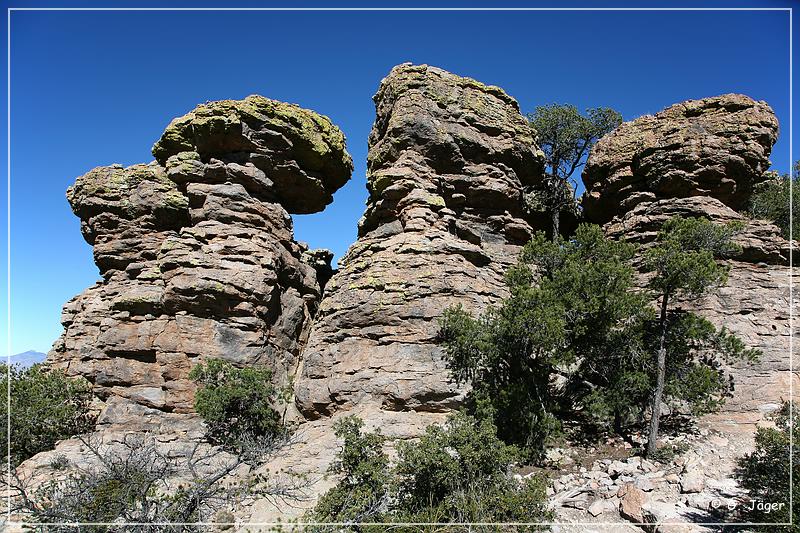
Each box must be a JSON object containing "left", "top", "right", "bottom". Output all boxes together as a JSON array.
[
  {"left": 48, "top": 95, "right": 353, "bottom": 424},
  {"left": 582, "top": 94, "right": 779, "bottom": 225}
]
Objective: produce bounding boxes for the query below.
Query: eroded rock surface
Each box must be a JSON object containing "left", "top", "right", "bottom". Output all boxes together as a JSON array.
[
  {"left": 49, "top": 95, "right": 353, "bottom": 423},
  {"left": 582, "top": 94, "right": 795, "bottom": 425},
  {"left": 294, "top": 63, "right": 545, "bottom": 418},
  {"left": 582, "top": 94, "right": 779, "bottom": 225}
]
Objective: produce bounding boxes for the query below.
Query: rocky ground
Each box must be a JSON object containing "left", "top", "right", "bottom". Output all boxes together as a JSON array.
[{"left": 548, "top": 419, "right": 768, "bottom": 532}]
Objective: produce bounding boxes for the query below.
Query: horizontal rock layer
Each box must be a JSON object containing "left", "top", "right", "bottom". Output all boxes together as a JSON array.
[{"left": 49, "top": 96, "right": 353, "bottom": 421}]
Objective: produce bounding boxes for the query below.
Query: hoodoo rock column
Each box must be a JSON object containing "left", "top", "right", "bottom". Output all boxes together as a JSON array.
[
  {"left": 48, "top": 95, "right": 353, "bottom": 430},
  {"left": 295, "top": 63, "right": 546, "bottom": 418},
  {"left": 581, "top": 94, "right": 796, "bottom": 424}
]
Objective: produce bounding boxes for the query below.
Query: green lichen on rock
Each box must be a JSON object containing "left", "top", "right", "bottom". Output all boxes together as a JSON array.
[
  {"left": 151, "top": 95, "right": 353, "bottom": 213},
  {"left": 152, "top": 95, "right": 352, "bottom": 183},
  {"left": 67, "top": 162, "right": 188, "bottom": 224}
]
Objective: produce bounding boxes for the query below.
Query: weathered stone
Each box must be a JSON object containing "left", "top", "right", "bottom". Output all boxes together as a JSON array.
[
  {"left": 679, "top": 470, "right": 705, "bottom": 494},
  {"left": 48, "top": 96, "right": 352, "bottom": 424},
  {"left": 582, "top": 94, "right": 779, "bottom": 225},
  {"left": 152, "top": 95, "right": 353, "bottom": 214},
  {"left": 587, "top": 498, "right": 616, "bottom": 517},
  {"left": 294, "top": 63, "right": 545, "bottom": 418},
  {"left": 618, "top": 483, "right": 648, "bottom": 523}
]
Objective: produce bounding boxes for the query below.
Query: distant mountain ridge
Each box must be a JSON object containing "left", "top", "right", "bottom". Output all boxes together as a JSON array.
[{"left": 7, "top": 350, "right": 46, "bottom": 369}]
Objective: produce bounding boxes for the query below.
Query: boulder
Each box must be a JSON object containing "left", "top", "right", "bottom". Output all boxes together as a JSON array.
[
  {"left": 582, "top": 94, "right": 778, "bottom": 225},
  {"left": 618, "top": 483, "right": 648, "bottom": 523}
]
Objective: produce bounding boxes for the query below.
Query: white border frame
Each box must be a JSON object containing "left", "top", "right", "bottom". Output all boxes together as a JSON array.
[{"left": 4, "top": 4, "right": 794, "bottom": 530}]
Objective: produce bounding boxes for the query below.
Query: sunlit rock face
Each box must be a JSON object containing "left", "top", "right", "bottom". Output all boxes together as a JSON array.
[
  {"left": 294, "top": 63, "right": 546, "bottom": 419},
  {"left": 582, "top": 94, "right": 779, "bottom": 226},
  {"left": 49, "top": 95, "right": 353, "bottom": 426},
  {"left": 582, "top": 94, "right": 795, "bottom": 424}
]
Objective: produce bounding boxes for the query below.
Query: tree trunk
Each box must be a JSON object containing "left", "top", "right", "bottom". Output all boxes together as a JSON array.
[
  {"left": 551, "top": 207, "right": 560, "bottom": 242},
  {"left": 646, "top": 292, "right": 670, "bottom": 457}
]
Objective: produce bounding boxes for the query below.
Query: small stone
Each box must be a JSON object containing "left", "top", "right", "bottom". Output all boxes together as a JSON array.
[
  {"left": 634, "top": 476, "right": 655, "bottom": 492},
  {"left": 619, "top": 483, "right": 648, "bottom": 523},
  {"left": 680, "top": 470, "right": 705, "bottom": 494},
  {"left": 588, "top": 499, "right": 615, "bottom": 517}
]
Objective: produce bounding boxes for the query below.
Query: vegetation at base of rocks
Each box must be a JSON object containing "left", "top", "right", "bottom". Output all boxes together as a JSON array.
[
  {"left": 735, "top": 402, "right": 799, "bottom": 531},
  {"left": 189, "top": 359, "right": 286, "bottom": 452},
  {"left": 306, "top": 412, "right": 552, "bottom": 532},
  {"left": 642, "top": 440, "right": 690, "bottom": 464},
  {"left": 526, "top": 104, "right": 622, "bottom": 239},
  {"left": 8, "top": 433, "right": 309, "bottom": 533},
  {"left": 0, "top": 363, "right": 95, "bottom": 468},
  {"left": 746, "top": 162, "right": 800, "bottom": 240},
  {"left": 307, "top": 416, "right": 391, "bottom": 526},
  {"left": 439, "top": 218, "right": 759, "bottom": 460}
]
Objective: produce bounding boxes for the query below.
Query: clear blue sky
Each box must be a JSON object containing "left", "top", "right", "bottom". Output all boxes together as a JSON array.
[{"left": 0, "top": 0, "right": 796, "bottom": 355}]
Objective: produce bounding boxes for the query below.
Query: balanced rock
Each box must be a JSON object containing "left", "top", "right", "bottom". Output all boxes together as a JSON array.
[
  {"left": 152, "top": 95, "right": 352, "bottom": 214},
  {"left": 582, "top": 94, "right": 779, "bottom": 225},
  {"left": 294, "top": 63, "right": 545, "bottom": 418},
  {"left": 49, "top": 96, "right": 352, "bottom": 423}
]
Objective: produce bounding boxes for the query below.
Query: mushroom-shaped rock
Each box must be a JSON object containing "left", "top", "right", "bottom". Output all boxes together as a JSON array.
[
  {"left": 152, "top": 95, "right": 353, "bottom": 214},
  {"left": 581, "top": 94, "right": 779, "bottom": 224}
]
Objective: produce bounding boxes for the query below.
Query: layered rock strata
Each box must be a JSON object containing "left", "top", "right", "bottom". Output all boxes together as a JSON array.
[
  {"left": 49, "top": 95, "right": 353, "bottom": 425},
  {"left": 294, "top": 63, "right": 545, "bottom": 418},
  {"left": 582, "top": 94, "right": 794, "bottom": 423},
  {"left": 582, "top": 94, "right": 779, "bottom": 225}
]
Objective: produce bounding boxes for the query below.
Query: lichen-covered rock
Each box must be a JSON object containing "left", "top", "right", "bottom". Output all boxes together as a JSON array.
[
  {"left": 582, "top": 94, "right": 779, "bottom": 225},
  {"left": 294, "top": 63, "right": 545, "bottom": 418},
  {"left": 48, "top": 96, "right": 352, "bottom": 422},
  {"left": 152, "top": 95, "right": 353, "bottom": 214}
]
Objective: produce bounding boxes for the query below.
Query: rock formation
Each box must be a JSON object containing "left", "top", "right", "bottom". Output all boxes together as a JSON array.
[
  {"left": 48, "top": 95, "right": 353, "bottom": 428},
  {"left": 18, "top": 65, "right": 796, "bottom": 530},
  {"left": 294, "top": 63, "right": 545, "bottom": 418},
  {"left": 582, "top": 94, "right": 795, "bottom": 424},
  {"left": 582, "top": 94, "right": 779, "bottom": 225}
]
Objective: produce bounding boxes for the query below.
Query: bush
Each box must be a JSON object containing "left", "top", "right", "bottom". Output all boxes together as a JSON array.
[
  {"left": 747, "top": 167, "right": 799, "bottom": 240},
  {"left": 735, "top": 402, "right": 798, "bottom": 531},
  {"left": 307, "top": 413, "right": 552, "bottom": 532},
  {"left": 439, "top": 225, "right": 648, "bottom": 454},
  {"left": 0, "top": 363, "right": 95, "bottom": 467},
  {"left": 440, "top": 221, "right": 759, "bottom": 458},
  {"left": 309, "top": 416, "right": 391, "bottom": 525},
  {"left": 189, "top": 359, "right": 283, "bottom": 449},
  {"left": 9, "top": 433, "right": 309, "bottom": 532}
]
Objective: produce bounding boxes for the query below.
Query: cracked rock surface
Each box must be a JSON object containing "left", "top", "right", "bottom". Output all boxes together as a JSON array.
[
  {"left": 48, "top": 96, "right": 353, "bottom": 424},
  {"left": 293, "top": 63, "right": 546, "bottom": 419}
]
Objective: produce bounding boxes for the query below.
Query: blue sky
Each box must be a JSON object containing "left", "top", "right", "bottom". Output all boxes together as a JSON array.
[{"left": 0, "top": 1, "right": 796, "bottom": 355}]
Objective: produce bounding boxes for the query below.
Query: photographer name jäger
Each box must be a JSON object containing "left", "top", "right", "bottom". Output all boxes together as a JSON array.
[{"left": 711, "top": 499, "right": 786, "bottom": 513}]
